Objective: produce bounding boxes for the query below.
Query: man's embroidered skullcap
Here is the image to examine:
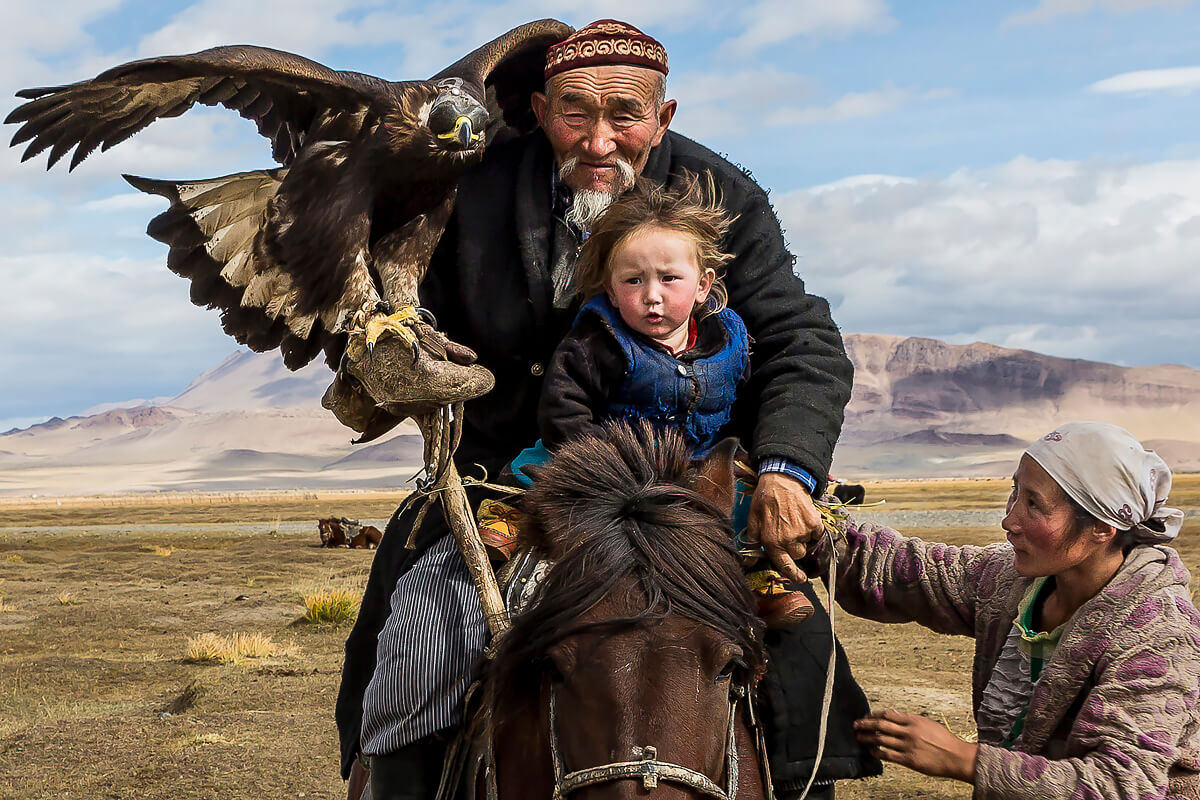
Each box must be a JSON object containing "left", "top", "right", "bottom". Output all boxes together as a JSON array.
[{"left": 544, "top": 20, "right": 668, "bottom": 81}]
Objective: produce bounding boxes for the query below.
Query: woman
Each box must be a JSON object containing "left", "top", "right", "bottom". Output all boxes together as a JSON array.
[{"left": 816, "top": 421, "right": 1199, "bottom": 797}]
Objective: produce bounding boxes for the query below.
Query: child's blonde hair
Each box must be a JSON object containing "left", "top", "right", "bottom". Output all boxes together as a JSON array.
[{"left": 574, "top": 170, "right": 737, "bottom": 314}]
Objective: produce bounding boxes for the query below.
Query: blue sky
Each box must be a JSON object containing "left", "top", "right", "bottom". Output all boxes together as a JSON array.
[{"left": 2, "top": 0, "right": 1199, "bottom": 431}]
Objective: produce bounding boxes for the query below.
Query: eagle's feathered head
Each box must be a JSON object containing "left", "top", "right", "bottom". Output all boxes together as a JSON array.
[{"left": 426, "top": 78, "right": 487, "bottom": 155}]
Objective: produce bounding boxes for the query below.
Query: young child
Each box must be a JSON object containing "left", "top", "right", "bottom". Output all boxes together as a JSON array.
[
  {"left": 538, "top": 171, "right": 745, "bottom": 459},
  {"left": 480, "top": 172, "right": 810, "bottom": 627}
]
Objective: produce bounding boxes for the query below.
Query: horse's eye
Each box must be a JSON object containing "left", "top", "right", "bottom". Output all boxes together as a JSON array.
[
  {"left": 716, "top": 658, "right": 745, "bottom": 682},
  {"left": 544, "top": 658, "right": 566, "bottom": 683}
]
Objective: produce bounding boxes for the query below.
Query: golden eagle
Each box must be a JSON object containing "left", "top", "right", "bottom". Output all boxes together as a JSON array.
[{"left": 5, "top": 20, "right": 571, "bottom": 417}]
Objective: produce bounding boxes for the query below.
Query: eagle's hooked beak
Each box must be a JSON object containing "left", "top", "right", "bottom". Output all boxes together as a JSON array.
[
  {"left": 439, "top": 115, "right": 474, "bottom": 148},
  {"left": 429, "top": 78, "right": 486, "bottom": 151}
]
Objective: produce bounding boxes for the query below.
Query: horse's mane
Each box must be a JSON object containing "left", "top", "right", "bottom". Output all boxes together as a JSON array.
[{"left": 491, "top": 421, "right": 764, "bottom": 696}]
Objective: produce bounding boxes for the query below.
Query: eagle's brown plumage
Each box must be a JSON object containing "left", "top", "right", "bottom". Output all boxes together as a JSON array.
[{"left": 6, "top": 20, "right": 572, "bottom": 371}]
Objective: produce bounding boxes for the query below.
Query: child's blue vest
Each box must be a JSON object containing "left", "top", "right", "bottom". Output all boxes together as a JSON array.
[{"left": 581, "top": 296, "right": 749, "bottom": 457}]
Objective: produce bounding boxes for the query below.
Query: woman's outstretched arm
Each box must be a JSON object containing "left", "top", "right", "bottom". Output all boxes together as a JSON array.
[{"left": 805, "top": 518, "right": 1006, "bottom": 637}]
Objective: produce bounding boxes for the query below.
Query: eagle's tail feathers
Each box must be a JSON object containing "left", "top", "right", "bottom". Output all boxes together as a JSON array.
[
  {"left": 287, "top": 311, "right": 319, "bottom": 340},
  {"left": 126, "top": 167, "right": 331, "bottom": 371},
  {"left": 219, "top": 249, "right": 254, "bottom": 287},
  {"left": 242, "top": 270, "right": 288, "bottom": 311},
  {"left": 205, "top": 212, "right": 262, "bottom": 266}
]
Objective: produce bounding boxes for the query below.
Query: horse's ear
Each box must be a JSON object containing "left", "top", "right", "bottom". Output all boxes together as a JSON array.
[
  {"left": 692, "top": 437, "right": 739, "bottom": 516},
  {"left": 519, "top": 462, "right": 546, "bottom": 483}
]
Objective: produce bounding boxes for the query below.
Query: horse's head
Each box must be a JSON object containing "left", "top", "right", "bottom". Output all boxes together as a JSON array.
[
  {"left": 492, "top": 422, "right": 766, "bottom": 799},
  {"left": 317, "top": 517, "right": 346, "bottom": 547}
]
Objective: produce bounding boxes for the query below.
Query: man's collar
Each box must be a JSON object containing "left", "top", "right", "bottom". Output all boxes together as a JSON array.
[
  {"left": 640, "top": 131, "right": 673, "bottom": 184},
  {"left": 550, "top": 162, "right": 575, "bottom": 225}
]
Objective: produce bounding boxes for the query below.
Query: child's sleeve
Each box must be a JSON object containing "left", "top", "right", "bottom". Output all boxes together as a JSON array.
[{"left": 538, "top": 322, "right": 625, "bottom": 449}]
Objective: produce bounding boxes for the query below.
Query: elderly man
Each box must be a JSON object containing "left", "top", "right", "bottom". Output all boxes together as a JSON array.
[{"left": 337, "top": 20, "right": 879, "bottom": 800}]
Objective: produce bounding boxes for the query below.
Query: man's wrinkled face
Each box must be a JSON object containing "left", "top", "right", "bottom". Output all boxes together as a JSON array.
[{"left": 532, "top": 65, "right": 676, "bottom": 196}]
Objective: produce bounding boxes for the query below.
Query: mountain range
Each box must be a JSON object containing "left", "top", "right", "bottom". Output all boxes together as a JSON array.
[{"left": 3, "top": 334, "right": 1197, "bottom": 495}]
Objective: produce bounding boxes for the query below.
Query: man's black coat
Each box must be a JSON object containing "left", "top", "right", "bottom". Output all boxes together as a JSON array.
[{"left": 336, "top": 129, "right": 880, "bottom": 788}]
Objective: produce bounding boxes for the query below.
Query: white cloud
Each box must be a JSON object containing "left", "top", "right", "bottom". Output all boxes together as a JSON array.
[
  {"left": 1003, "top": 0, "right": 1191, "bottom": 26},
  {"left": 726, "top": 0, "right": 893, "bottom": 54},
  {"left": 81, "top": 192, "right": 172, "bottom": 212},
  {"left": 766, "top": 85, "right": 926, "bottom": 126},
  {"left": 137, "top": 0, "right": 380, "bottom": 57},
  {"left": 670, "top": 68, "right": 815, "bottom": 138},
  {"left": 132, "top": 0, "right": 722, "bottom": 78},
  {"left": 1088, "top": 66, "right": 1200, "bottom": 94},
  {"left": 0, "top": 249, "right": 234, "bottom": 412},
  {"left": 673, "top": 76, "right": 947, "bottom": 139},
  {"left": 809, "top": 174, "right": 917, "bottom": 193},
  {"left": 0, "top": 0, "right": 123, "bottom": 63},
  {"left": 780, "top": 156, "right": 1200, "bottom": 367}
]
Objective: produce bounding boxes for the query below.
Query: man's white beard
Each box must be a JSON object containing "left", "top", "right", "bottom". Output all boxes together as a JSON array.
[{"left": 560, "top": 156, "right": 636, "bottom": 232}]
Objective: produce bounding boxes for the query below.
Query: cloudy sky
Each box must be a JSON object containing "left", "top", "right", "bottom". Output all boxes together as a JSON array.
[{"left": 2, "top": 0, "right": 1198, "bottom": 431}]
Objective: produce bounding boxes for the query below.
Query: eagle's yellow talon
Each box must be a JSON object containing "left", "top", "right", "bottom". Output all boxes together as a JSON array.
[
  {"left": 346, "top": 305, "right": 423, "bottom": 363},
  {"left": 363, "top": 306, "right": 422, "bottom": 348}
]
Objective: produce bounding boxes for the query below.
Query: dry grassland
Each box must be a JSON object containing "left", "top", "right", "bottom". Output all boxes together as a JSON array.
[
  {"left": 0, "top": 489, "right": 409, "bottom": 528},
  {"left": 0, "top": 477, "right": 1196, "bottom": 799}
]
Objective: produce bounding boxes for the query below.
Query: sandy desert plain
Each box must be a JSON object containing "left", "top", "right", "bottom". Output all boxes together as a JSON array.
[{"left": 0, "top": 476, "right": 1196, "bottom": 800}]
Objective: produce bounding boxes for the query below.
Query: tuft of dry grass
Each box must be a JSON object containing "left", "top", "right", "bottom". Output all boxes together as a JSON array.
[
  {"left": 56, "top": 591, "right": 81, "bottom": 605},
  {"left": 939, "top": 712, "right": 979, "bottom": 743},
  {"left": 4, "top": 554, "right": 22, "bottom": 563},
  {"left": 141, "top": 544, "right": 173, "bottom": 556},
  {"left": 169, "top": 732, "right": 231, "bottom": 751},
  {"left": 183, "top": 632, "right": 282, "bottom": 665},
  {"left": 302, "top": 587, "right": 359, "bottom": 624}
]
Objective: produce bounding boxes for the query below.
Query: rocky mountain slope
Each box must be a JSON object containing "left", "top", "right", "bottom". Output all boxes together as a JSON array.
[{"left": 835, "top": 334, "right": 1200, "bottom": 477}]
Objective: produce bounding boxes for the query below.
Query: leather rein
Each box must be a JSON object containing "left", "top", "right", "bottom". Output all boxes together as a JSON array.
[{"left": 545, "top": 681, "right": 754, "bottom": 800}]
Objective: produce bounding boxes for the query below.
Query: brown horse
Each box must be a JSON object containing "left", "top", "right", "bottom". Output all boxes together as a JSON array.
[
  {"left": 319, "top": 517, "right": 382, "bottom": 549},
  {"left": 484, "top": 422, "right": 770, "bottom": 799}
]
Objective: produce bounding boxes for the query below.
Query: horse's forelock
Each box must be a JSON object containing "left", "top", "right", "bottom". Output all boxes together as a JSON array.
[
  {"left": 524, "top": 421, "right": 703, "bottom": 553},
  {"left": 494, "top": 422, "right": 764, "bottom": 700}
]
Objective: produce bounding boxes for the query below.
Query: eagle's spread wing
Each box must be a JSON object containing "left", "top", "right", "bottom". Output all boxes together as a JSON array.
[
  {"left": 6, "top": 46, "right": 430, "bottom": 370},
  {"left": 6, "top": 21, "right": 571, "bottom": 379},
  {"left": 6, "top": 45, "right": 396, "bottom": 169}
]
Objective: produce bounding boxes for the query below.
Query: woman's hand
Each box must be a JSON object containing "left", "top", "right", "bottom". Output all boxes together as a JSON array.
[{"left": 855, "top": 710, "right": 978, "bottom": 784}]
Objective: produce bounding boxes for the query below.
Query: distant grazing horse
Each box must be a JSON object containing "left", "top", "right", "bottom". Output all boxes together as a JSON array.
[
  {"left": 480, "top": 422, "right": 771, "bottom": 799},
  {"left": 832, "top": 483, "right": 865, "bottom": 506},
  {"left": 318, "top": 517, "right": 382, "bottom": 549}
]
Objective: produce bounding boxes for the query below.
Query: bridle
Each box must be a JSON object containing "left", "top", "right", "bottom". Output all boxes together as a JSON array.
[{"left": 546, "top": 681, "right": 747, "bottom": 800}]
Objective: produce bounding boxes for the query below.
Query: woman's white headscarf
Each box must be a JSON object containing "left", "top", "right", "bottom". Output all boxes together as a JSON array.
[{"left": 1025, "top": 421, "right": 1184, "bottom": 544}]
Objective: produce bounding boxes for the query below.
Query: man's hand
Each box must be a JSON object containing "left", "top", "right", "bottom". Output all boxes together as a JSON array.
[
  {"left": 746, "top": 471, "right": 822, "bottom": 583},
  {"left": 854, "top": 710, "right": 978, "bottom": 784}
]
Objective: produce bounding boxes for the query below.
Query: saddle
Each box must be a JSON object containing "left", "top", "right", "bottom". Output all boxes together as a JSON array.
[{"left": 426, "top": 545, "right": 547, "bottom": 800}]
